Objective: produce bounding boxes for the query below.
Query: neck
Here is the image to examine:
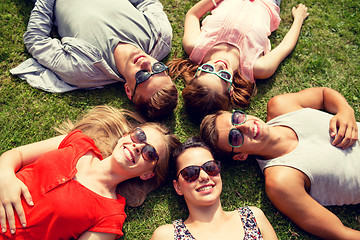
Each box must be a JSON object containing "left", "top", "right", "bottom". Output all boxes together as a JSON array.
[
  {"left": 258, "top": 125, "right": 298, "bottom": 160},
  {"left": 76, "top": 155, "right": 130, "bottom": 197},
  {"left": 185, "top": 198, "right": 225, "bottom": 224},
  {"left": 204, "top": 43, "right": 240, "bottom": 71},
  {"left": 113, "top": 43, "right": 137, "bottom": 77}
]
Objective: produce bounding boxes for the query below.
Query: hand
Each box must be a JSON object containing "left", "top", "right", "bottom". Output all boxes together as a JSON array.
[
  {"left": 329, "top": 108, "right": 359, "bottom": 149},
  {"left": 0, "top": 171, "right": 33, "bottom": 234},
  {"left": 292, "top": 3, "right": 309, "bottom": 22}
]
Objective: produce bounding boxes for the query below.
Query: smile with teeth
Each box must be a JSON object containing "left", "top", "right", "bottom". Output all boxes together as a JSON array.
[
  {"left": 253, "top": 122, "right": 260, "bottom": 139},
  {"left": 197, "top": 185, "right": 214, "bottom": 192},
  {"left": 124, "top": 147, "right": 135, "bottom": 164}
]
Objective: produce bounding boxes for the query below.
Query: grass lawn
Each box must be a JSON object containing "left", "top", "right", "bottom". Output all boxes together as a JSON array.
[{"left": 1, "top": 0, "right": 359, "bottom": 239}]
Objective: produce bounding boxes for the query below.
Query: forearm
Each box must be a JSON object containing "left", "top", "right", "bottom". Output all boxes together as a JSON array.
[
  {"left": 186, "top": 0, "right": 220, "bottom": 19},
  {"left": 275, "top": 17, "right": 305, "bottom": 60},
  {"left": 0, "top": 150, "right": 24, "bottom": 174},
  {"left": 322, "top": 87, "right": 353, "bottom": 114}
]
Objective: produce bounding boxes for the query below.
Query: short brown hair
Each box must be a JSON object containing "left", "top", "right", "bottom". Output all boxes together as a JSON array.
[
  {"left": 135, "top": 83, "right": 178, "bottom": 120},
  {"left": 200, "top": 110, "right": 228, "bottom": 154}
]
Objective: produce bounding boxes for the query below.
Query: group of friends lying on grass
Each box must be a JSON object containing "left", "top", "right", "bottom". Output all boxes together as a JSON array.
[{"left": 3, "top": 0, "right": 359, "bottom": 239}]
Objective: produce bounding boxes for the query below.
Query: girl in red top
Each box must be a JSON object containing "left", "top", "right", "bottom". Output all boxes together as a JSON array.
[{"left": 0, "top": 106, "right": 180, "bottom": 240}]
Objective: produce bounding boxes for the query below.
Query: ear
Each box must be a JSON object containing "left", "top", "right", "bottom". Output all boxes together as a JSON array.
[
  {"left": 173, "top": 180, "right": 183, "bottom": 196},
  {"left": 124, "top": 83, "right": 132, "bottom": 100},
  {"left": 140, "top": 171, "right": 154, "bottom": 180},
  {"left": 233, "top": 153, "right": 248, "bottom": 161},
  {"left": 229, "top": 86, "right": 234, "bottom": 97}
]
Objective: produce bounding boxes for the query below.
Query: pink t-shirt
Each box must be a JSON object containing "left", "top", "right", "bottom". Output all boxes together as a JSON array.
[{"left": 189, "top": 0, "right": 281, "bottom": 82}]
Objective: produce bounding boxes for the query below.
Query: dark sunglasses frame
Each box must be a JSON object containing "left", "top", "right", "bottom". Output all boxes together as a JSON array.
[
  {"left": 132, "top": 62, "right": 168, "bottom": 97},
  {"left": 129, "top": 127, "right": 159, "bottom": 163},
  {"left": 177, "top": 160, "right": 221, "bottom": 183},
  {"left": 228, "top": 110, "right": 247, "bottom": 154},
  {"left": 196, "top": 63, "right": 233, "bottom": 93}
]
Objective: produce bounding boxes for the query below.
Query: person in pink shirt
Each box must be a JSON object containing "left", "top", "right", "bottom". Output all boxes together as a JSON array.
[{"left": 168, "top": 0, "right": 308, "bottom": 121}]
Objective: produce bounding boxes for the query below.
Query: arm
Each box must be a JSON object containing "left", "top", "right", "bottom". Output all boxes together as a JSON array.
[
  {"left": 183, "top": 0, "right": 222, "bottom": 55},
  {"left": 150, "top": 224, "right": 174, "bottom": 240},
  {"left": 264, "top": 167, "right": 360, "bottom": 240},
  {"left": 253, "top": 4, "right": 309, "bottom": 79},
  {"left": 0, "top": 135, "right": 65, "bottom": 233},
  {"left": 78, "top": 231, "right": 117, "bottom": 240},
  {"left": 267, "top": 87, "right": 358, "bottom": 148},
  {"left": 248, "top": 206, "right": 278, "bottom": 240}
]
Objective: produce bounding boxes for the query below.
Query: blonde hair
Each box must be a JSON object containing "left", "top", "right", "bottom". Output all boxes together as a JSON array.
[{"left": 56, "top": 105, "right": 180, "bottom": 207}]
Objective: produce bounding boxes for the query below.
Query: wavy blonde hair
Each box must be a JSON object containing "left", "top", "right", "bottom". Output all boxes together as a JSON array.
[{"left": 56, "top": 105, "right": 180, "bottom": 207}]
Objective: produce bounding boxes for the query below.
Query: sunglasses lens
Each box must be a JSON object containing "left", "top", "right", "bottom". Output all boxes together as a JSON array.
[
  {"left": 180, "top": 166, "right": 200, "bottom": 182},
  {"left": 229, "top": 128, "right": 244, "bottom": 147},
  {"left": 203, "top": 161, "right": 221, "bottom": 176},
  {"left": 232, "top": 111, "right": 246, "bottom": 125},
  {"left": 135, "top": 70, "right": 151, "bottom": 83},
  {"left": 130, "top": 128, "right": 146, "bottom": 143},
  {"left": 152, "top": 62, "right": 166, "bottom": 73},
  {"left": 201, "top": 64, "right": 214, "bottom": 72},
  {"left": 142, "top": 145, "right": 159, "bottom": 162},
  {"left": 219, "top": 71, "right": 231, "bottom": 80}
]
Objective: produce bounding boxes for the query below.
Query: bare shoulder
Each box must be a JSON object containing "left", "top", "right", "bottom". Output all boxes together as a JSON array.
[
  {"left": 248, "top": 206, "right": 266, "bottom": 219},
  {"left": 151, "top": 224, "right": 174, "bottom": 240}
]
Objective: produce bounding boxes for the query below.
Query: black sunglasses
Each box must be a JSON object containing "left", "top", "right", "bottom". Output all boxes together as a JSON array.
[
  {"left": 132, "top": 62, "right": 168, "bottom": 97},
  {"left": 130, "top": 127, "right": 159, "bottom": 163},
  {"left": 177, "top": 160, "right": 221, "bottom": 183},
  {"left": 228, "top": 110, "right": 247, "bottom": 154}
]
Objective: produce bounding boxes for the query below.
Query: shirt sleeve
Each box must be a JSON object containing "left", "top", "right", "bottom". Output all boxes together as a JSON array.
[
  {"left": 134, "top": 0, "right": 172, "bottom": 60},
  {"left": 23, "top": 0, "right": 122, "bottom": 88},
  {"left": 88, "top": 213, "right": 126, "bottom": 238}
]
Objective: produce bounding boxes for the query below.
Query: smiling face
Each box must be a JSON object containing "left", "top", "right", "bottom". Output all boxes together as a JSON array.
[
  {"left": 122, "top": 48, "right": 173, "bottom": 103},
  {"left": 215, "top": 112, "right": 269, "bottom": 157},
  {"left": 196, "top": 59, "right": 233, "bottom": 95},
  {"left": 111, "top": 126, "right": 167, "bottom": 180},
  {"left": 173, "top": 147, "right": 222, "bottom": 207}
]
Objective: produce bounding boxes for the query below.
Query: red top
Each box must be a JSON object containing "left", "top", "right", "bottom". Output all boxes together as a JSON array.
[{"left": 2, "top": 130, "right": 126, "bottom": 239}]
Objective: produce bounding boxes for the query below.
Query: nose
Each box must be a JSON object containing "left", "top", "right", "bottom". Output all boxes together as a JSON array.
[
  {"left": 198, "top": 169, "right": 210, "bottom": 182},
  {"left": 140, "top": 60, "right": 152, "bottom": 72},
  {"left": 214, "top": 62, "right": 226, "bottom": 71},
  {"left": 132, "top": 142, "right": 146, "bottom": 155},
  {"left": 235, "top": 121, "right": 250, "bottom": 134}
]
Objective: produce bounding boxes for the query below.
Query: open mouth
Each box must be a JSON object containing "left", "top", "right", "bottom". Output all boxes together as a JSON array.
[
  {"left": 134, "top": 55, "right": 146, "bottom": 64},
  {"left": 196, "top": 185, "right": 214, "bottom": 192},
  {"left": 124, "top": 147, "right": 135, "bottom": 164},
  {"left": 253, "top": 122, "right": 260, "bottom": 139},
  {"left": 215, "top": 60, "right": 228, "bottom": 69}
]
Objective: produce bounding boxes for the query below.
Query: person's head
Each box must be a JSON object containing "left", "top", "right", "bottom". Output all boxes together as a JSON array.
[
  {"left": 56, "top": 105, "right": 180, "bottom": 207},
  {"left": 167, "top": 58, "right": 255, "bottom": 121},
  {"left": 172, "top": 137, "right": 222, "bottom": 207},
  {"left": 200, "top": 110, "right": 267, "bottom": 161},
  {"left": 121, "top": 48, "right": 178, "bottom": 120}
]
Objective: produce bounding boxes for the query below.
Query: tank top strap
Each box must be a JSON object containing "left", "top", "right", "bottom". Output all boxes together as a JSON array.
[
  {"left": 238, "top": 206, "right": 263, "bottom": 239},
  {"left": 173, "top": 219, "right": 196, "bottom": 239}
]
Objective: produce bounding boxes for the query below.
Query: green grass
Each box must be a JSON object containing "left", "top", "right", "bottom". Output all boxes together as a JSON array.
[{"left": 1, "top": 0, "right": 359, "bottom": 239}]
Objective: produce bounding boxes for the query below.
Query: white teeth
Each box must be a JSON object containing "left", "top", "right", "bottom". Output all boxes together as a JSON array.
[
  {"left": 198, "top": 186, "right": 213, "bottom": 192},
  {"left": 124, "top": 148, "right": 135, "bottom": 163},
  {"left": 253, "top": 124, "right": 258, "bottom": 138}
]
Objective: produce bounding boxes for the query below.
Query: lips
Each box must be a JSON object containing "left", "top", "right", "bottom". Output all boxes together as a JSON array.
[
  {"left": 123, "top": 147, "right": 135, "bottom": 164},
  {"left": 134, "top": 55, "right": 146, "bottom": 64},
  {"left": 215, "top": 60, "right": 228, "bottom": 69},
  {"left": 196, "top": 184, "right": 214, "bottom": 192},
  {"left": 253, "top": 122, "right": 260, "bottom": 139}
]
